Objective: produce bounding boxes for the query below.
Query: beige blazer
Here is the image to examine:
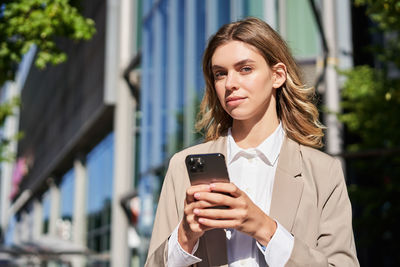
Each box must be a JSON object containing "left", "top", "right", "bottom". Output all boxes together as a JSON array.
[{"left": 145, "top": 136, "right": 359, "bottom": 267}]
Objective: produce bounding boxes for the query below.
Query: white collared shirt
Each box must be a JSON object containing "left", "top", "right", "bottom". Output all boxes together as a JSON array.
[{"left": 168, "top": 123, "right": 294, "bottom": 267}]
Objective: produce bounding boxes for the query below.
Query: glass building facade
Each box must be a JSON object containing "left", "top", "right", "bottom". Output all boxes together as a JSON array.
[
  {"left": 4, "top": 132, "right": 115, "bottom": 266},
  {"left": 138, "top": 0, "right": 321, "bottom": 242}
]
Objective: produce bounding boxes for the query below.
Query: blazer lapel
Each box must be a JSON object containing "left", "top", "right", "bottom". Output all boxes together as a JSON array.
[{"left": 269, "top": 137, "right": 304, "bottom": 232}]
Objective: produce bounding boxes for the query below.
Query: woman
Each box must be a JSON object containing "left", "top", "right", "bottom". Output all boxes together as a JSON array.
[{"left": 145, "top": 17, "right": 359, "bottom": 267}]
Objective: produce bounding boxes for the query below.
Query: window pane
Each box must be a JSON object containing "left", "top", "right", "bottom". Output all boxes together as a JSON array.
[
  {"left": 244, "top": 0, "right": 263, "bottom": 18},
  {"left": 60, "top": 169, "right": 75, "bottom": 221},
  {"left": 86, "top": 132, "right": 114, "bottom": 252},
  {"left": 218, "top": 0, "right": 230, "bottom": 26},
  {"left": 42, "top": 191, "right": 50, "bottom": 234},
  {"left": 285, "top": 0, "right": 319, "bottom": 58}
]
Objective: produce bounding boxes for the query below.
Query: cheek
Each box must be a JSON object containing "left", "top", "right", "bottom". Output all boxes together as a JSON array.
[{"left": 251, "top": 75, "right": 274, "bottom": 94}]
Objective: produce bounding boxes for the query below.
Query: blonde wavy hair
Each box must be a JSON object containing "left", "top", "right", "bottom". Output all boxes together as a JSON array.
[{"left": 196, "top": 17, "right": 325, "bottom": 148}]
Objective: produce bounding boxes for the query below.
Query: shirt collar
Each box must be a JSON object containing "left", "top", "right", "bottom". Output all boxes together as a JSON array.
[{"left": 227, "top": 123, "right": 285, "bottom": 166}]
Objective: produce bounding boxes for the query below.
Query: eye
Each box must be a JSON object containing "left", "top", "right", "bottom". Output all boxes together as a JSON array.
[
  {"left": 240, "top": 66, "right": 252, "bottom": 73},
  {"left": 214, "top": 71, "right": 227, "bottom": 80}
]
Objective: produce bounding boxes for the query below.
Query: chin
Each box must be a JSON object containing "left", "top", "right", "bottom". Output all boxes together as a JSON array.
[
  {"left": 227, "top": 113, "right": 252, "bottom": 121},
  {"left": 224, "top": 107, "right": 254, "bottom": 121}
]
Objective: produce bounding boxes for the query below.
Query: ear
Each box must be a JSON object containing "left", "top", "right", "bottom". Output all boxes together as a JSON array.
[{"left": 271, "top": 63, "right": 287, "bottom": 89}]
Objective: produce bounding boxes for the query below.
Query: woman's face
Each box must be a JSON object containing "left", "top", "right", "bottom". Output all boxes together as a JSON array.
[{"left": 211, "top": 41, "right": 281, "bottom": 123}]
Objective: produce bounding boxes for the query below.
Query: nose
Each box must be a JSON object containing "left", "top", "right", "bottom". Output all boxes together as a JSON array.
[{"left": 225, "top": 71, "right": 239, "bottom": 91}]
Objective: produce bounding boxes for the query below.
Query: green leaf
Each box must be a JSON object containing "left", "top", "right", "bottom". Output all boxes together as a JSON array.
[{"left": 0, "top": 0, "right": 96, "bottom": 86}]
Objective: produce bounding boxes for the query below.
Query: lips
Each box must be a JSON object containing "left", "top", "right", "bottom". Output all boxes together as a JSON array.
[{"left": 225, "top": 96, "right": 246, "bottom": 106}]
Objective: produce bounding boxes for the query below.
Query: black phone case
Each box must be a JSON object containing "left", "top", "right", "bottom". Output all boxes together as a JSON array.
[{"left": 185, "top": 153, "right": 230, "bottom": 186}]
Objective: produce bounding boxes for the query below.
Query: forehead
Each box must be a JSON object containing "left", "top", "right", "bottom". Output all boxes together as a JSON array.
[{"left": 211, "top": 40, "right": 264, "bottom": 65}]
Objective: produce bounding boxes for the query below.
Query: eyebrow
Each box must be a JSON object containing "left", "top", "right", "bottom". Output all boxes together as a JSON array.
[{"left": 211, "top": 59, "right": 256, "bottom": 71}]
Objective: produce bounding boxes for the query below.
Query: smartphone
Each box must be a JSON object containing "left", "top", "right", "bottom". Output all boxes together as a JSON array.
[{"left": 185, "top": 153, "right": 230, "bottom": 186}]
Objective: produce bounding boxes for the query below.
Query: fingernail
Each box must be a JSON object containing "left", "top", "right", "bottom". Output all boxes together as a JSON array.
[
  {"left": 194, "top": 193, "right": 200, "bottom": 199},
  {"left": 193, "top": 208, "right": 199, "bottom": 214},
  {"left": 210, "top": 183, "right": 216, "bottom": 189}
]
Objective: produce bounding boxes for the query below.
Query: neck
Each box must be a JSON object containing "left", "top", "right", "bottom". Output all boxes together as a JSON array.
[{"left": 231, "top": 109, "right": 279, "bottom": 149}]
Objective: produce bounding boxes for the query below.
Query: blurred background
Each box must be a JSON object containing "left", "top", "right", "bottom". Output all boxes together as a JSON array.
[{"left": 0, "top": 0, "right": 399, "bottom": 266}]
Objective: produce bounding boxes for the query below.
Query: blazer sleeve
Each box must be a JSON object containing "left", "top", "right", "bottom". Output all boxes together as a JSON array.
[
  {"left": 286, "top": 159, "right": 359, "bottom": 267},
  {"left": 145, "top": 155, "right": 182, "bottom": 267}
]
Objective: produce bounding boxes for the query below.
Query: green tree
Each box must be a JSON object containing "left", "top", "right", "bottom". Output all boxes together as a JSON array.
[
  {"left": 0, "top": 0, "right": 95, "bottom": 86},
  {"left": 0, "top": 0, "right": 95, "bottom": 160},
  {"left": 339, "top": 0, "right": 400, "bottom": 265}
]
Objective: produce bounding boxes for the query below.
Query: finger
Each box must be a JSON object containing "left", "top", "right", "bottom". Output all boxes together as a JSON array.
[
  {"left": 192, "top": 200, "right": 218, "bottom": 209},
  {"left": 197, "top": 217, "right": 240, "bottom": 229},
  {"left": 194, "top": 216, "right": 213, "bottom": 231},
  {"left": 188, "top": 223, "right": 211, "bottom": 233},
  {"left": 186, "top": 184, "right": 211, "bottom": 203},
  {"left": 183, "top": 214, "right": 211, "bottom": 234},
  {"left": 193, "top": 191, "right": 234, "bottom": 207},
  {"left": 193, "top": 207, "right": 240, "bottom": 220},
  {"left": 210, "top": 182, "right": 242, "bottom": 197},
  {"left": 187, "top": 184, "right": 212, "bottom": 194},
  {"left": 186, "top": 200, "right": 216, "bottom": 211}
]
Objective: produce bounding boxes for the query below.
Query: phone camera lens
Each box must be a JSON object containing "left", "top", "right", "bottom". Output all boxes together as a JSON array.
[
  {"left": 190, "top": 165, "right": 197, "bottom": 172},
  {"left": 188, "top": 157, "right": 195, "bottom": 166},
  {"left": 197, "top": 158, "right": 204, "bottom": 170}
]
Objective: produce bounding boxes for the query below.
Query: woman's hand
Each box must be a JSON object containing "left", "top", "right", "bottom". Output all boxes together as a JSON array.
[
  {"left": 192, "top": 182, "right": 277, "bottom": 247},
  {"left": 178, "top": 184, "right": 214, "bottom": 253}
]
